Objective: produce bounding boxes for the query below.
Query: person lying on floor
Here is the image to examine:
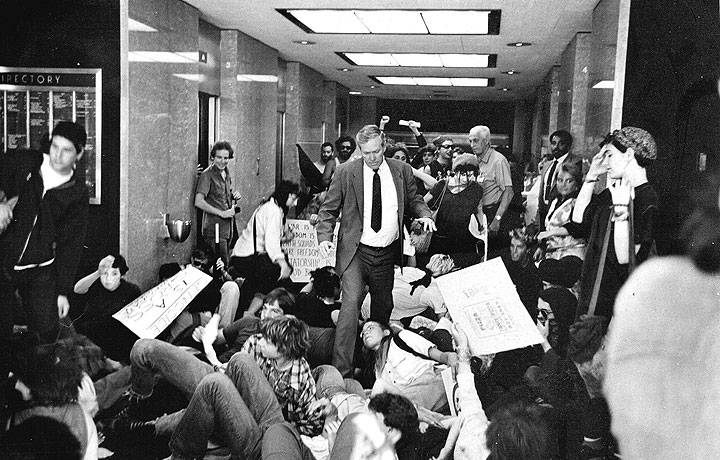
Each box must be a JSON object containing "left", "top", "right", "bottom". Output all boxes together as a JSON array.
[
  {"left": 165, "top": 315, "right": 324, "bottom": 459},
  {"left": 262, "top": 390, "right": 421, "bottom": 460},
  {"left": 361, "top": 320, "right": 457, "bottom": 412},
  {"left": 113, "top": 288, "right": 295, "bottom": 423}
]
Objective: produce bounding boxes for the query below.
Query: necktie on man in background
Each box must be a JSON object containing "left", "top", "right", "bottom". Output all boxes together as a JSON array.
[
  {"left": 544, "top": 159, "right": 558, "bottom": 204},
  {"left": 371, "top": 170, "right": 382, "bottom": 232}
]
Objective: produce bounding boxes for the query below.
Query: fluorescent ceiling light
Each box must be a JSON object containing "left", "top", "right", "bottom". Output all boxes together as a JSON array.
[
  {"left": 592, "top": 80, "right": 615, "bottom": 89},
  {"left": 374, "top": 77, "right": 490, "bottom": 87},
  {"left": 340, "top": 53, "right": 492, "bottom": 68},
  {"left": 344, "top": 53, "right": 398, "bottom": 66},
  {"left": 128, "top": 18, "right": 157, "bottom": 32},
  {"left": 280, "top": 9, "right": 500, "bottom": 35},
  {"left": 393, "top": 54, "right": 443, "bottom": 67},
  {"left": 128, "top": 51, "right": 197, "bottom": 63},
  {"left": 236, "top": 74, "right": 279, "bottom": 82},
  {"left": 422, "top": 10, "right": 489, "bottom": 34},
  {"left": 349, "top": 91, "right": 362, "bottom": 95},
  {"left": 451, "top": 78, "right": 490, "bottom": 87},
  {"left": 413, "top": 77, "right": 452, "bottom": 86},
  {"left": 439, "top": 54, "right": 489, "bottom": 68},
  {"left": 376, "top": 77, "right": 417, "bottom": 86},
  {"left": 173, "top": 74, "right": 204, "bottom": 82},
  {"left": 354, "top": 10, "right": 427, "bottom": 34},
  {"left": 288, "top": 10, "right": 368, "bottom": 33}
]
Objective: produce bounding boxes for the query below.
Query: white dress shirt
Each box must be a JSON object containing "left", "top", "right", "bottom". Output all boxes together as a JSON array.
[
  {"left": 360, "top": 159, "right": 399, "bottom": 247},
  {"left": 542, "top": 152, "right": 569, "bottom": 204}
]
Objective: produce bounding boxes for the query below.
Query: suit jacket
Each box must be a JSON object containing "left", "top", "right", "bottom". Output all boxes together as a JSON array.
[
  {"left": 317, "top": 158, "right": 432, "bottom": 275},
  {"left": 535, "top": 153, "right": 585, "bottom": 230}
]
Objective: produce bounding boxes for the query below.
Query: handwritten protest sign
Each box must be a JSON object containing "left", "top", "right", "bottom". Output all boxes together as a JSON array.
[
  {"left": 282, "top": 219, "right": 337, "bottom": 283},
  {"left": 436, "top": 258, "right": 543, "bottom": 355},
  {"left": 112, "top": 266, "right": 212, "bottom": 339}
]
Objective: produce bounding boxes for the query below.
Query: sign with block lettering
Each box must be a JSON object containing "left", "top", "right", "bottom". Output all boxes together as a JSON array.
[{"left": 282, "top": 219, "right": 338, "bottom": 283}]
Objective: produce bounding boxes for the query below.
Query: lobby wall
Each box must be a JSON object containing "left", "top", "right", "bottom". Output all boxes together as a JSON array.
[{"left": 124, "top": 0, "right": 201, "bottom": 290}]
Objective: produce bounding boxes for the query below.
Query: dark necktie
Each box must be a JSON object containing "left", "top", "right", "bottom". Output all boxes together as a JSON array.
[
  {"left": 544, "top": 159, "right": 558, "bottom": 204},
  {"left": 371, "top": 169, "right": 382, "bottom": 232}
]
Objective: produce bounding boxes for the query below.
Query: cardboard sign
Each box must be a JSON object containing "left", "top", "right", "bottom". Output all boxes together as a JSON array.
[
  {"left": 112, "top": 266, "right": 212, "bottom": 339},
  {"left": 281, "top": 219, "right": 338, "bottom": 283},
  {"left": 436, "top": 258, "right": 544, "bottom": 355}
]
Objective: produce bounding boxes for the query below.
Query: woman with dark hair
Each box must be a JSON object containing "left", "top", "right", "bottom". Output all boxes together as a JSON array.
[
  {"left": 361, "top": 321, "right": 457, "bottom": 412},
  {"left": 230, "top": 180, "right": 299, "bottom": 310},
  {"left": 420, "top": 153, "right": 484, "bottom": 268}
]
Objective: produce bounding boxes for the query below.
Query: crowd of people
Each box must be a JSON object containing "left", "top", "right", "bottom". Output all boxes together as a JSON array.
[{"left": 0, "top": 116, "right": 718, "bottom": 460}]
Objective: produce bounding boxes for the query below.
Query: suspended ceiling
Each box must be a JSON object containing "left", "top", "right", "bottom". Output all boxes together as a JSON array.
[{"left": 183, "top": 0, "right": 600, "bottom": 100}]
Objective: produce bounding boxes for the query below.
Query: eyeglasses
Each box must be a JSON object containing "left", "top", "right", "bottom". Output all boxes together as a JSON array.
[
  {"left": 339, "top": 145, "right": 354, "bottom": 151},
  {"left": 440, "top": 144, "right": 454, "bottom": 149}
]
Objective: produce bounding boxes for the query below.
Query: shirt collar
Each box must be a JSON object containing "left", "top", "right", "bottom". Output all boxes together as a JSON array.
[
  {"left": 363, "top": 157, "right": 388, "bottom": 175},
  {"left": 477, "top": 148, "right": 492, "bottom": 164}
]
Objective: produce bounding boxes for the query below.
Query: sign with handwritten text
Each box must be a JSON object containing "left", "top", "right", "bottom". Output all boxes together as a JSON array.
[
  {"left": 112, "top": 266, "right": 212, "bottom": 339},
  {"left": 436, "top": 257, "right": 543, "bottom": 355},
  {"left": 281, "top": 219, "right": 337, "bottom": 283}
]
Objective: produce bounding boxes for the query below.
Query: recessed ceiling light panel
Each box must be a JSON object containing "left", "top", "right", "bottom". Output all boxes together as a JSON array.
[
  {"left": 373, "top": 76, "right": 492, "bottom": 87},
  {"left": 393, "top": 54, "right": 443, "bottom": 67},
  {"left": 288, "top": 10, "right": 368, "bottom": 33},
  {"left": 354, "top": 10, "right": 427, "bottom": 34},
  {"left": 278, "top": 9, "right": 501, "bottom": 35},
  {"left": 338, "top": 52, "right": 495, "bottom": 68},
  {"left": 422, "top": 10, "right": 489, "bottom": 34},
  {"left": 507, "top": 42, "right": 532, "bottom": 47}
]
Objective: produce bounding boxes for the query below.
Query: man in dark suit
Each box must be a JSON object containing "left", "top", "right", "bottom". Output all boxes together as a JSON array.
[
  {"left": 317, "top": 125, "right": 435, "bottom": 377},
  {"left": 535, "top": 130, "right": 584, "bottom": 230}
]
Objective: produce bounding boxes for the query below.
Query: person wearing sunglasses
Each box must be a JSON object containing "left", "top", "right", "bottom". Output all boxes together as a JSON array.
[
  {"left": 569, "top": 127, "right": 659, "bottom": 320},
  {"left": 431, "top": 135, "right": 455, "bottom": 179}
]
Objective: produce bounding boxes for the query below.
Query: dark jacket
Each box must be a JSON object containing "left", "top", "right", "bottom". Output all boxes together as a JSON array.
[{"left": 0, "top": 149, "right": 88, "bottom": 295}]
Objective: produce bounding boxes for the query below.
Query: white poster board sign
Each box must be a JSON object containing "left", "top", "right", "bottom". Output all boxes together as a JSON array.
[
  {"left": 436, "top": 258, "right": 543, "bottom": 355},
  {"left": 282, "top": 219, "right": 337, "bottom": 283},
  {"left": 112, "top": 266, "right": 212, "bottom": 339}
]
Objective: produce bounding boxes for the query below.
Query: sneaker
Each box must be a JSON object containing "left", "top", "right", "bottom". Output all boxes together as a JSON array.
[
  {"left": 111, "top": 417, "right": 156, "bottom": 438},
  {"left": 107, "top": 390, "right": 151, "bottom": 420}
]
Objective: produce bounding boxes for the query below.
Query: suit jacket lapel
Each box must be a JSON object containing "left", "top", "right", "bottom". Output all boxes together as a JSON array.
[
  {"left": 352, "top": 160, "right": 364, "bottom": 219},
  {"left": 388, "top": 160, "right": 403, "bottom": 211}
]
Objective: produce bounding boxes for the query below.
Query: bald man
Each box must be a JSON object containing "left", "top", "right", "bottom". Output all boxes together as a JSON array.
[{"left": 468, "top": 125, "right": 514, "bottom": 252}]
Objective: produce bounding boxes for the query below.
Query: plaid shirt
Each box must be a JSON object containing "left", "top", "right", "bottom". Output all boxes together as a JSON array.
[{"left": 241, "top": 335, "right": 323, "bottom": 436}]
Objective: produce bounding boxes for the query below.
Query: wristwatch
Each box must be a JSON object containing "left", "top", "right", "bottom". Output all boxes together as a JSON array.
[{"left": 495, "top": 215, "right": 502, "bottom": 221}]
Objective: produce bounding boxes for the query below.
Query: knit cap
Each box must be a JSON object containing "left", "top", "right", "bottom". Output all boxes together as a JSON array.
[{"left": 614, "top": 126, "right": 657, "bottom": 161}]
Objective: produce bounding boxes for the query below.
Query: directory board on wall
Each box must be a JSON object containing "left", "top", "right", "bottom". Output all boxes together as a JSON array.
[{"left": 0, "top": 67, "right": 102, "bottom": 204}]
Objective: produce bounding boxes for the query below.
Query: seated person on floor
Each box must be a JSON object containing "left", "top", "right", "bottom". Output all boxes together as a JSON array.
[
  {"left": 166, "top": 315, "right": 325, "bottom": 459},
  {"left": 361, "top": 320, "right": 457, "bottom": 412},
  {"left": 193, "top": 287, "right": 293, "bottom": 363},
  {"left": 287, "top": 266, "right": 341, "bottom": 328},
  {"left": 360, "top": 253, "right": 454, "bottom": 326},
  {"left": 503, "top": 227, "right": 541, "bottom": 321},
  {"left": 5, "top": 339, "right": 99, "bottom": 460},
  {"left": 114, "top": 290, "right": 334, "bottom": 431},
  {"left": 159, "top": 249, "right": 240, "bottom": 344},
  {"left": 73, "top": 254, "right": 141, "bottom": 363},
  {"left": 263, "top": 389, "right": 421, "bottom": 460}
]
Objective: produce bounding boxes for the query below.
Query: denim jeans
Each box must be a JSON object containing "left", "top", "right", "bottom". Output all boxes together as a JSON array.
[
  {"left": 129, "top": 338, "right": 214, "bottom": 400},
  {"left": 169, "top": 353, "right": 285, "bottom": 460}
]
